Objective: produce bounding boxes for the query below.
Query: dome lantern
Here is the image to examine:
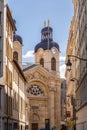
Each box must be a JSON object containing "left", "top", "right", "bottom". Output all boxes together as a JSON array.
[{"left": 34, "top": 23, "right": 60, "bottom": 53}]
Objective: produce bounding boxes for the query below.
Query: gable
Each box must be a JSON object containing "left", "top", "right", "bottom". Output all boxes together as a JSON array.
[
  {"left": 23, "top": 64, "right": 52, "bottom": 82},
  {"left": 23, "top": 64, "right": 57, "bottom": 97},
  {"left": 24, "top": 69, "right": 49, "bottom": 84}
]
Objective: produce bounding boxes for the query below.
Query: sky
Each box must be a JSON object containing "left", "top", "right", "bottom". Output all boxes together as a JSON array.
[{"left": 7, "top": 0, "right": 74, "bottom": 78}]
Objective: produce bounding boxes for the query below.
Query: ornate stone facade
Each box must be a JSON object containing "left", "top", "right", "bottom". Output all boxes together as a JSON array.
[
  {"left": 23, "top": 66, "right": 61, "bottom": 130},
  {"left": 23, "top": 24, "right": 61, "bottom": 130}
]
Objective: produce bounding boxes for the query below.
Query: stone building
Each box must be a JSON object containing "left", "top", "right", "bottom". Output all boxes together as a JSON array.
[
  {"left": 73, "top": 0, "right": 87, "bottom": 129},
  {"left": 23, "top": 22, "right": 61, "bottom": 130},
  {"left": 66, "top": 0, "right": 87, "bottom": 129},
  {"left": 0, "top": 2, "right": 16, "bottom": 129},
  {"left": 0, "top": 1, "right": 27, "bottom": 130},
  {"left": 13, "top": 34, "right": 26, "bottom": 130},
  {"left": 65, "top": 16, "right": 76, "bottom": 130}
]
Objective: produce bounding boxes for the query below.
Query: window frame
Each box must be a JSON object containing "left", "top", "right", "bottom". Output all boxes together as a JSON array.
[
  {"left": 40, "top": 58, "right": 44, "bottom": 67},
  {"left": 51, "top": 57, "right": 56, "bottom": 71}
]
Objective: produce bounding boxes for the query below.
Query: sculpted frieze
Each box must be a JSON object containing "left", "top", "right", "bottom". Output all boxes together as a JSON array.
[{"left": 26, "top": 71, "right": 48, "bottom": 83}]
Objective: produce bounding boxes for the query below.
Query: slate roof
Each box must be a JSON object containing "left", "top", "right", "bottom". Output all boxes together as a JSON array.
[
  {"left": 34, "top": 26, "right": 60, "bottom": 52},
  {"left": 23, "top": 64, "right": 38, "bottom": 72},
  {"left": 13, "top": 34, "right": 23, "bottom": 45},
  {"left": 34, "top": 41, "right": 59, "bottom": 52},
  {"left": 41, "top": 26, "right": 53, "bottom": 32}
]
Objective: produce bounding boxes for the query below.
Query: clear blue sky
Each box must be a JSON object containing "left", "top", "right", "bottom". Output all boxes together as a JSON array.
[{"left": 7, "top": 0, "right": 74, "bottom": 76}]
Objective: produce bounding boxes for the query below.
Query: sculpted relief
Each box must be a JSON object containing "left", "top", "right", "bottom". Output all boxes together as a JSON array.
[{"left": 26, "top": 71, "right": 48, "bottom": 83}]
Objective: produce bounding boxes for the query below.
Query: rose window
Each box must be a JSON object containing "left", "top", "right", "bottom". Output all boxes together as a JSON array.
[{"left": 28, "top": 84, "right": 44, "bottom": 96}]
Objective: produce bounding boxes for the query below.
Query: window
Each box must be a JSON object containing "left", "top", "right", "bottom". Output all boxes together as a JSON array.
[
  {"left": 4, "top": 123, "right": 7, "bottom": 130},
  {"left": 0, "top": 12, "right": 1, "bottom": 24},
  {"left": 13, "top": 123, "right": 18, "bottom": 129},
  {"left": 0, "top": 62, "right": 2, "bottom": 76},
  {"left": 27, "top": 85, "right": 44, "bottom": 96},
  {"left": 0, "top": 117, "right": 1, "bottom": 130},
  {"left": 21, "top": 97, "right": 23, "bottom": 113},
  {"left": 32, "top": 106, "right": 39, "bottom": 110},
  {"left": 0, "top": 88, "right": 1, "bottom": 109},
  {"left": 51, "top": 57, "right": 56, "bottom": 71},
  {"left": 13, "top": 51, "right": 18, "bottom": 62},
  {"left": 0, "top": 37, "right": 1, "bottom": 49},
  {"left": 40, "top": 58, "right": 44, "bottom": 67},
  {"left": 0, "top": 37, "right": 2, "bottom": 76}
]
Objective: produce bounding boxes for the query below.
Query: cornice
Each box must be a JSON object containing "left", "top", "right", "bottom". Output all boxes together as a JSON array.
[{"left": 6, "top": 4, "right": 16, "bottom": 31}]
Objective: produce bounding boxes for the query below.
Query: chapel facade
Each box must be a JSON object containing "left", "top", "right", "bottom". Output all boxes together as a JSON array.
[{"left": 23, "top": 22, "right": 61, "bottom": 130}]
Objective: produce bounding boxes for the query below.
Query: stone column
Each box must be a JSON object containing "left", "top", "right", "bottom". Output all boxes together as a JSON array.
[
  {"left": 55, "top": 79, "right": 61, "bottom": 130},
  {"left": 49, "top": 81, "right": 56, "bottom": 129}
]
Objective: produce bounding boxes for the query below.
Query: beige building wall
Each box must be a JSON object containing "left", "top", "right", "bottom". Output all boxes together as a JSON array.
[
  {"left": 0, "top": 3, "right": 16, "bottom": 130},
  {"left": 66, "top": 0, "right": 87, "bottom": 129},
  {"left": 0, "top": 1, "right": 26, "bottom": 130},
  {"left": 35, "top": 48, "right": 60, "bottom": 77},
  {"left": 13, "top": 39, "right": 23, "bottom": 68},
  {"left": 12, "top": 60, "right": 26, "bottom": 130},
  {"left": 65, "top": 16, "right": 76, "bottom": 129},
  {"left": 13, "top": 32, "right": 26, "bottom": 130},
  {"left": 0, "top": 0, "right": 6, "bottom": 85}
]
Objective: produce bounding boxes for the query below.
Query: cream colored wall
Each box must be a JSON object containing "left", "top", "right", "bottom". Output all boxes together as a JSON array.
[
  {"left": 0, "top": 0, "right": 6, "bottom": 85},
  {"left": 13, "top": 41, "right": 22, "bottom": 67},
  {"left": 13, "top": 65, "right": 26, "bottom": 129},
  {"left": 35, "top": 48, "right": 60, "bottom": 77}
]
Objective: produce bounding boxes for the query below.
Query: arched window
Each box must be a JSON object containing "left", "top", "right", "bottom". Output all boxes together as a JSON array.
[
  {"left": 40, "top": 58, "right": 44, "bottom": 67},
  {"left": 51, "top": 57, "right": 56, "bottom": 71},
  {"left": 13, "top": 51, "right": 18, "bottom": 62}
]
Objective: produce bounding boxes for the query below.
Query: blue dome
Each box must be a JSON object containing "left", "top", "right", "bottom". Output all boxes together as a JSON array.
[
  {"left": 41, "top": 26, "right": 53, "bottom": 33},
  {"left": 13, "top": 34, "right": 23, "bottom": 45},
  {"left": 35, "top": 41, "right": 59, "bottom": 52},
  {"left": 34, "top": 26, "right": 60, "bottom": 52}
]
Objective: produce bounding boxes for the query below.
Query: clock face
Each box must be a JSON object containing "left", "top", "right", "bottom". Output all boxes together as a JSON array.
[{"left": 51, "top": 47, "right": 57, "bottom": 54}]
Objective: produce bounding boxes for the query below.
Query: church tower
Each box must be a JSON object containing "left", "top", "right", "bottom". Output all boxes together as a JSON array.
[
  {"left": 23, "top": 21, "right": 61, "bottom": 130},
  {"left": 34, "top": 21, "right": 60, "bottom": 77},
  {"left": 13, "top": 34, "right": 23, "bottom": 68}
]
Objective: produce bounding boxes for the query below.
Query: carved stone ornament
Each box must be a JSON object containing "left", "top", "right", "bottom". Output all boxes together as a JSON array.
[
  {"left": 27, "top": 84, "right": 44, "bottom": 96},
  {"left": 27, "top": 71, "right": 48, "bottom": 83}
]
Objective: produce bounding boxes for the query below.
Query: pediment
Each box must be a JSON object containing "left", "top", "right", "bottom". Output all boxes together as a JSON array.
[{"left": 23, "top": 65, "right": 53, "bottom": 83}]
